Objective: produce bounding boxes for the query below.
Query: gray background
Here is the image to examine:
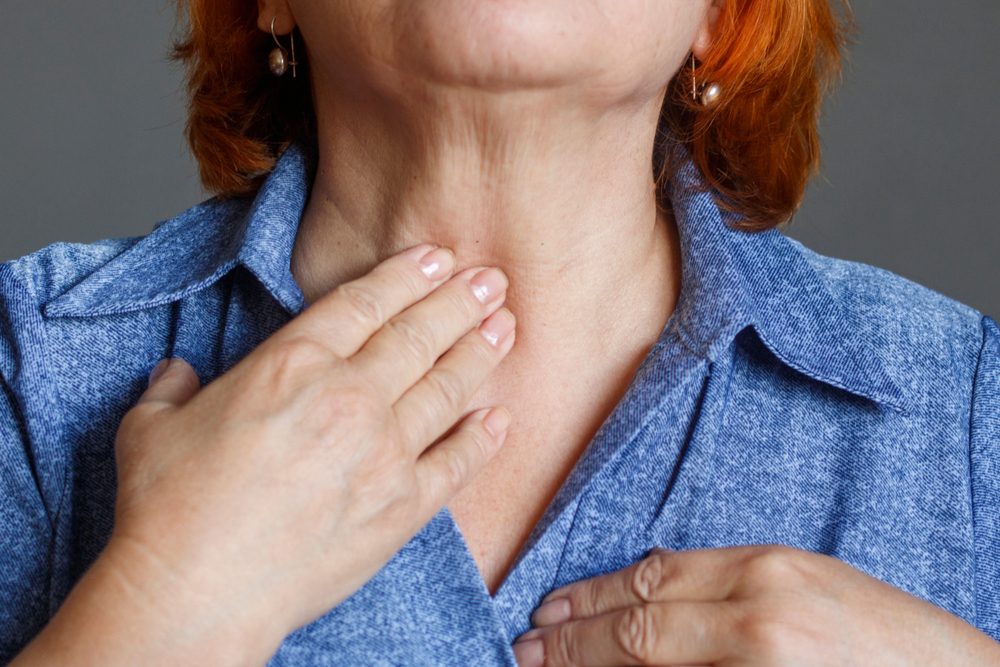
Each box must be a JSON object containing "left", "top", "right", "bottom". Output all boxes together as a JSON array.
[{"left": 2, "top": 1, "right": 997, "bottom": 316}]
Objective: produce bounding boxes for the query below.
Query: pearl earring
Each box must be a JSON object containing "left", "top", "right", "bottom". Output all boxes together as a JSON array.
[
  {"left": 690, "top": 54, "right": 721, "bottom": 108},
  {"left": 268, "top": 16, "right": 298, "bottom": 78}
]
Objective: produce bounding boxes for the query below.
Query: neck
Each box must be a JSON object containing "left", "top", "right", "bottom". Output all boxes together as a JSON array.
[{"left": 291, "top": 84, "right": 681, "bottom": 366}]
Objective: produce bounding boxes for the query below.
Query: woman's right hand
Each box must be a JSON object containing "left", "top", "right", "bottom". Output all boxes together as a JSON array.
[{"left": 11, "top": 242, "right": 516, "bottom": 667}]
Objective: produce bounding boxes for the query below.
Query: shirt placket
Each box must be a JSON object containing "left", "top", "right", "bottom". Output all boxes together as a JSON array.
[{"left": 483, "top": 325, "right": 715, "bottom": 641}]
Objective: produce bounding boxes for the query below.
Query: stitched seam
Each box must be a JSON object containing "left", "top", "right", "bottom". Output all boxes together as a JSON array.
[
  {"left": 753, "top": 326, "right": 908, "bottom": 415},
  {"left": 43, "top": 258, "right": 240, "bottom": 319},
  {"left": 966, "top": 314, "right": 991, "bottom": 631}
]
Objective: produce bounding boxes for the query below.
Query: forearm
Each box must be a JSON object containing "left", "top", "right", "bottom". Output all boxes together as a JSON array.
[
  {"left": 852, "top": 570, "right": 1000, "bottom": 665},
  {"left": 9, "top": 538, "right": 283, "bottom": 667},
  {"left": 907, "top": 602, "right": 1000, "bottom": 665}
]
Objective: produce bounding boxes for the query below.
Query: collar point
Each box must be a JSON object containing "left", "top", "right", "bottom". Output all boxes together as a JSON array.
[{"left": 752, "top": 325, "right": 910, "bottom": 414}]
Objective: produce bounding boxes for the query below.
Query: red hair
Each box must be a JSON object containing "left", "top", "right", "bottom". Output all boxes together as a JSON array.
[{"left": 171, "top": 1, "right": 853, "bottom": 230}]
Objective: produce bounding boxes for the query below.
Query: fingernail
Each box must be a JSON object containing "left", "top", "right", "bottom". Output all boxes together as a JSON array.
[
  {"left": 516, "top": 628, "right": 544, "bottom": 643},
  {"left": 483, "top": 406, "right": 511, "bottom": 438},
  {"left": 512, "top": 638, "right": 543, "bottom": 667},
  {"left": 479, "top": 308, "right": 515, "bottom": 347},
  {"left": 418, "top": 246, "right": 455, "bottom": 280},
  {"left": 469, "top": 267, "right": 508, "bottom": 304},
  {"left": 541, "top": 585, "right": 571, "bottom": 605},
  {"left": 531, "top": 597, "right": 570, "bottom": 626},
  {"left": 148, "top": 359, "right": 170, "bottom": 386}
]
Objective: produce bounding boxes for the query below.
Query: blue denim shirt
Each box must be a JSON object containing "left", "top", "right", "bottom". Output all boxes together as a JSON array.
[{"left": 2, "top": 140, "right": 998, "bottom": 665}]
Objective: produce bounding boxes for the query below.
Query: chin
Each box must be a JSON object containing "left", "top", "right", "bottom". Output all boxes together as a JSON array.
[
  {"left": 387, "top": 1, "right": 653, "bottom": 91},
  {"left": 301, "top": 0, "right": 692, "bottom": 104}
]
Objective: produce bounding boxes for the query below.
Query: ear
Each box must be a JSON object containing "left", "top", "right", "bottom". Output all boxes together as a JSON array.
[
  {"left": 257, "top": 0, "right": 295, "bottom": 35},
  {"left": 691, "top": 0, "right": 725, "bottom": 61}
]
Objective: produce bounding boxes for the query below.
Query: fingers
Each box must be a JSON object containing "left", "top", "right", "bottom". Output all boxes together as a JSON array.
[
  {"left": 392, "top": 306, "right": 516, "bottom": 453},
  {"left": 135, "top": 357, "right": 201, "bottom": 409},
  {"left": 117, "top": 358, "right": 202, "bottom": 471},
  {"left": 533, "top": 546, "right": 759, "bottom": 625},
  {"left": 514, "top": 601, "right": 737, "bottom": 667},
  {"left": 413, "top": 404, "right": 511, "bottom": 521},
  {"left": 351, "top": 265, "right": 509, "bottom": 403},
  {"left": 277, "top": 243, "right": 458, "bottom": 358}
]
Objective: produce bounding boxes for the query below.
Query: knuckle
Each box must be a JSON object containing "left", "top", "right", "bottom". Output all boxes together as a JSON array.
[
  {"left": 445, "top": 286, "right": 480, "bottom": 323},
  {"left": 743, "top": 546, "right": 800, "bottom": 585},
  {"left": 425, "top": 367, "right": 469, "bottom": 415},
  {"left": 256, "top": 354, "right": 379, "bottom": 433},
  {"left": 575, "top": 581, "right": 601, "bottom": 618},
  {"left": 256, "top": 336, "right": 333, "bottom": 401},
  {"left": 615, "top": 605, "right": 659, "bottom": 663},
  {"left": 466, "top": 423, "right": 495, "bottom": 462},
  {"left": 267, "top": 335, "right": 330, "bottom": 372},
  {"left": 552, "top": 625, "right": 579, "bottom": 666},
  {"left": 392, "top": 263, "right": 429, "bottom": 300},
  {"left": 443, "top": 448, "right": 469, "bottom": 490},
  {"left": 631, "top": 553, "right": 672, "bottom": 603},
  {"left": 734, "top": 606, "right": 786, "bottom": 659},
  {"left": 387, "top": 317, "right": 437, "bottom": 363},
  {"left": 336, "top": 281, "right": 386, "bottom": 329}
]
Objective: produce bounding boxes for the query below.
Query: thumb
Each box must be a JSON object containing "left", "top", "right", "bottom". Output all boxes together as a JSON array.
[{"left": 137, "top": 357, "right": 202, "bottom": 407}]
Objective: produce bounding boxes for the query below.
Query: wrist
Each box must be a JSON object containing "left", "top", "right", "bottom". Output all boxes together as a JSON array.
[
  {"left": 12, "top": 537, "right": 286, "bottom": 667},
  {"left": 856, "top": 580, "right": 1000, "bottom": 666},
  {"left": 99, "top": 534, "right": 290, "bottom": 665}
]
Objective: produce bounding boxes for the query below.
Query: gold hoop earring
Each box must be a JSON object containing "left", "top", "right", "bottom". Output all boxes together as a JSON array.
[
  {"left": 268, "top": 16, "right": 298, "bottom": 78},
  {"left": 690, "top": 53, "right": 721, "bottom": 108}
]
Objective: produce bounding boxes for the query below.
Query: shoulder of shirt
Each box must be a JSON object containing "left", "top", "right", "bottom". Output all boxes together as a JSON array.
[
  {"left": 0, "top": 197, "right": 247, "bottom": 523},
  {"left": 0, "top": 195, "right": 253, "bottom": 320},
  {"left": 3, "top": 235, "right": 142, "bottom": 307},
  {"left": 779, "top": 234, "right": 991, "bottom": 410}
]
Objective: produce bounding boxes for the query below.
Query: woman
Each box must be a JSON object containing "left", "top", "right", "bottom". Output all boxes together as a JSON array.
[{"left": 3, "top": 0, "right": 999, "bottom": 665}]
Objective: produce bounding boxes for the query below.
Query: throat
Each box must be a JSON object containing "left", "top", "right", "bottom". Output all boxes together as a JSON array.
[{"left": 440, "top": 212, "right": 681, "bottom": 596}]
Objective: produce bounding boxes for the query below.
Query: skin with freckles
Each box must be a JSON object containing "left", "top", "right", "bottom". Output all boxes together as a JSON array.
[{"left": 256, "top": 0, "right": 1000, "bottom": 663}]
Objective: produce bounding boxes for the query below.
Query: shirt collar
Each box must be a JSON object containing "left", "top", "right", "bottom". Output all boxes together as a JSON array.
[
  {"left": 43, "top": 138, "right": 906, "bottom": 412},
  {"left": 43, "top": 139, "right": 317, "bottom": 320},
  {"left": 665, "top": 152, "right": 907, "bottom": 412}
]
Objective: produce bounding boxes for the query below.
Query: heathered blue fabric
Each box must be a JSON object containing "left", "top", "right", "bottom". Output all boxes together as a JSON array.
[{"left": 1, "top": 139, "right": 998, "bottom": 665}]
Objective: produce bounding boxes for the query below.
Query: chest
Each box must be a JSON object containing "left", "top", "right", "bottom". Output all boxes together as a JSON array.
[
  {"left": 444, "top": 355, "right": 655, "bottom": 594},
  {"left": 447, "top": 425, "right": 595, "bottom": 595},
  {"left": 55, "top": 316, "right": 981, "bottom": 665},
  {"left": 448, "top": 376, "right": 622, "bottom": 594}
]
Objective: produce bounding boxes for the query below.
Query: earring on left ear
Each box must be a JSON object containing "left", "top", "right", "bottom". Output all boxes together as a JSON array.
[
  {"left": 268, "top": 15, "right": 298, "bottom": 78},
  {"left": 690, "top": 53, "right": 721, "bottom": 108}
]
